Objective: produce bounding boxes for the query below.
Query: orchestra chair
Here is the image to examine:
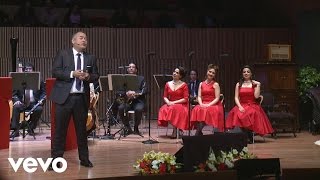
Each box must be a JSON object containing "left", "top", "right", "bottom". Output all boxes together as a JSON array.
[
  {"left": 46, "top": 78, "right": 77, "bottom": 151},
  {"left": 0, "top": 77, "right": 12, "bottom": 149},
  {"left": 210, "top": 94, "right": 225, "bottom": 134},
  {"left": 250, "top": 95, "right": 266, "bottom": 143},
  {"left": 261, "top": 92, "right": 296, "bottom": 138},
  {"left": 127, "top": 110, "right": 147, "bottom": 134}
]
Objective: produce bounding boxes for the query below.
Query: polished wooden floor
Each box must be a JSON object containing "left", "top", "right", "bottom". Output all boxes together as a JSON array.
[{"left": 1, "top": 121, "right": 320, "bottom": 180}]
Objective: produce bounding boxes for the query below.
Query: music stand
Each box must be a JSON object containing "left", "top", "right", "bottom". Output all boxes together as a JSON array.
[
  {"left": 98, "top": 76, "right": 117, "bottom": 140},
  {"left": 143, "top": 74, "right": 172, "bottom": 144},
  {"left": 9, "top": 72, "right": 40, "bottom": 139},
  {"left": 107, "top": 74, "right": 140, "bottom": 140},
  {"left": 153, "top": 74, "right": 172, "bottom": 89}
]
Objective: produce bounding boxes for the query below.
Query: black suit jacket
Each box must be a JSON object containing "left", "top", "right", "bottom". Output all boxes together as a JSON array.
[
  {"left": 12, "top": 81, "right": 46, "bottom": 106},
  {"left": 188, "top": 80, "right": 200, "bottom": 97},
  {"left": 116, "top": 75, "right": 147, "bottom": 103},
  {"left": 133, "top": 75, "right": 147, "bottom": 103},
  {"left": 50, "top": 48, "right": 99, "bottom": 107}
]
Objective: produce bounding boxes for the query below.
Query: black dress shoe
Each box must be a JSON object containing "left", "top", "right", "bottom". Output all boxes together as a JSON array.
[
  {"left": 133, "top": 130, "right": 144, "bottom": 137},
  {"left": 48, "top": 165, "right": 53, "bottom": 171},
  {"left": 48, "top": 162, "right": 61, "bottom": 171},
  {"left": 123, "top": 127, "right": 133, "bottom": 137},
  {"left": 80, "top": 160, "right": 93, "bottom": 167},
  {"left": 195, "top": 130, "right": 203, "bottom": 136},
  {"left": 133, "top": 127, "right": 142, "bottom": 135}
]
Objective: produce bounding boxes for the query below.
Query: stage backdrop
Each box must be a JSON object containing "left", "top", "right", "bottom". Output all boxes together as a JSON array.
[{"left": 0, "top": 27, "right": 296, "bottom": 122}]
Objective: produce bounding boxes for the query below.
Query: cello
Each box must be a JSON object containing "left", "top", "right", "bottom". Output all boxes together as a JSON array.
[{"left": 86, "top": 83, "right": 99, "bottom": 135}]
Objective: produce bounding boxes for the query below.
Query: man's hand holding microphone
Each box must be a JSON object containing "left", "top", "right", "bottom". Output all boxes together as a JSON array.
[{"left": 73, "top": 65, "right": 91, "bottom": 81}]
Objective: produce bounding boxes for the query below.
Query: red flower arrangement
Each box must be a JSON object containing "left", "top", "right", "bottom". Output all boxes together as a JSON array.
[
  {"left": 195, "top": 147, "right": 256, "bottom": 172},
  {"left": 134, "top": 151, "right": 182, "bottom": 175}
]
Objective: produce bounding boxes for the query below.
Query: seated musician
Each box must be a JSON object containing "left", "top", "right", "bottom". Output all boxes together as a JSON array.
[
  {"left": 116, "top": 62, "right": 147, "bottom": 135},
  {"left": 188, "top": 70, "right": 200, "bottom": 105},
  {"left": 10, "top": 62, "right": 46, "bottom": 138}
]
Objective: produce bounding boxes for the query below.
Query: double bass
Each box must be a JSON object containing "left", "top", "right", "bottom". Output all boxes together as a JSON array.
[{"left": 86, "top": 83, "right": 99, "bottom": 135}]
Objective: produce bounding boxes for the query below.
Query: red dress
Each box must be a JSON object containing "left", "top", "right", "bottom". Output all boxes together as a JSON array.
[
  {"left": 226, "top": 86, "right": 274, "bottom": 135},
  {"left": 190, "top": 81, "right": 224, "bottom": 131},
  {"left": 158, "top": 82, "right": 189, "bottom": 130}
]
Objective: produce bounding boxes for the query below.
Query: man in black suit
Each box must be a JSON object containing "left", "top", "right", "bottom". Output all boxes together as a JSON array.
[
  {"left": 188, "top": 70, "right": 200, "bottom": 105},
  {"left": 10, "top": 62, "right": 46, "bottom": 138},
  {"left": 50, "top": 31, "right": 99, "bottom": 168},
  {"left": 117, "top": 63, "right": 147, "bottom": 135}
]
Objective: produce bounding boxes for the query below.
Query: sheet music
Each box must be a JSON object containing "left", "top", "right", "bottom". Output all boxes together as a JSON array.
[
  {"left": 9, "top": 72, "right": 41, "bottom": 92},
  {"left": 107, "top": 74, "right": 138, "bottom": 91}
]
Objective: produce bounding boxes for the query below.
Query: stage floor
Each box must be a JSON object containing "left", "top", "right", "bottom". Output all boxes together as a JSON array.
[{"left": 1, "top": 121, "right": 320, "bottom": 179}]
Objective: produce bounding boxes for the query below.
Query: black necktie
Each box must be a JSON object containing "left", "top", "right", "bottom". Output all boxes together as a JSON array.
[
  {"left": 192, "top": 82, "right": 195, "bottom": 96},
  {"left": 24, "top": 89, "right": 31, "bottom": 107},
  {"left": 76, "top": 53, "right": 81, "bottom": 90}
]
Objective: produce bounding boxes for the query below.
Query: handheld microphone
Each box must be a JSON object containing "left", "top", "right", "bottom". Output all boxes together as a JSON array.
[
  {"left": 188, "top": 51, "right": 195, "bottom": 57},
  {"left": 86, "top": 65, "right": 92, "bottom": 73}
]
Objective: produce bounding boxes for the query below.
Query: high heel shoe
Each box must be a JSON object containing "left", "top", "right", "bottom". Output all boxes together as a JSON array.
[
  {"left": 170, "top": 128, "right": 177, "bottom": 139},
  {"left": 195, "top": 130, "right": 203, "bottom": 136},
  {"left": 170, "top": 129, "right": 183, "bottom": 139},
  {"left": 179, "top": 129, "right": 183, "bottom": 137}
]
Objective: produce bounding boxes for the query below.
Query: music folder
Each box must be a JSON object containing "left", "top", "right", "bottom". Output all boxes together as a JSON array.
[
  {"left": 98, "top": 76, "right": 109, "bottom": 91},
  {"left": 9, "top": 72, "right": 40, "bottom": 92},
  {"left": 107, "top": 74, "right": 139, "bottom": 91}
]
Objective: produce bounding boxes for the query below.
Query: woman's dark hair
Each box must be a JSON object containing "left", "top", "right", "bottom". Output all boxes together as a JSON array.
[
  {"left": 177, "top": 66, "right": 186, "bottom": 79},
  {"left": 239, "top": 65, "right": 253, "bottom": 87}
]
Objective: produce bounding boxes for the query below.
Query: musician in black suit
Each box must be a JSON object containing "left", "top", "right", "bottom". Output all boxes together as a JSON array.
[
  {"left": 117, "top": 63, "right": 147, "bottom": 135},
  {"left": 50, "top": 31, "right": 99, "bottom": 168},
  {"left": 188, "top": 70, "right": 200, "bottom": 105},
  {"left": 10, "top": 62, "right": 46, "bottom": 138}
]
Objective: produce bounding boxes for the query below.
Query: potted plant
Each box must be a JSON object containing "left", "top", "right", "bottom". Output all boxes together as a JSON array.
[
  {"left": 297, "top": 66, "right": 320, "bottom": 102},
  {"left": 297, "top": 66, "right": 320, "bottom": 130}
]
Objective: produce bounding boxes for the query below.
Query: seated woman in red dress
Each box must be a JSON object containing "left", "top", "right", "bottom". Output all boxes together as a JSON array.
[
  {"left": 191, "top": 64, "right": 224, "bottom": 135},
  {"left": 226, "top": 65, "right": 274, "bottom": 143},
  {"left": 158, "top": 66, "right": 189, "bottom": 138}
]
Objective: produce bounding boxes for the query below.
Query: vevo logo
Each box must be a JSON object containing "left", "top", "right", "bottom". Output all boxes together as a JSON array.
[{"left": 8, "top": 157, "right": 67, "bottom": 173}]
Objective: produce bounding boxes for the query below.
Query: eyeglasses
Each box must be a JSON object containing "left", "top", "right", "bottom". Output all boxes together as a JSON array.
[{"left": 24, "top": 67, "right": 33, "bottom": 72}]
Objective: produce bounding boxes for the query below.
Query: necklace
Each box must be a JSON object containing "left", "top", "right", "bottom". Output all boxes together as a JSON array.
[{"left": 172, "top": 80, "right": 181, "bottom": 85}]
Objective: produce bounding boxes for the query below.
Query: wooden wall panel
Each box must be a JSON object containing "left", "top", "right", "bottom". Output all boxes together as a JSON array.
[{"left": 0, "top": 27, "right": 296, "bottom": 123}]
